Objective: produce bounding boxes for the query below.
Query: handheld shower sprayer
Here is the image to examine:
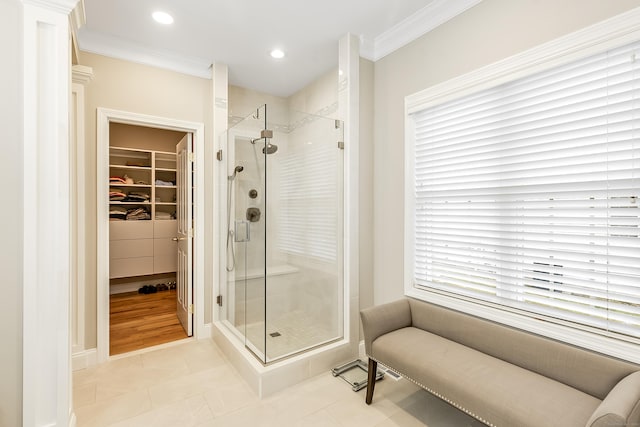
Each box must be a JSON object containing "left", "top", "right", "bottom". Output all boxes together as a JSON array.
[
  {"left": 226, "top": 164, "right": 244, "bottom": 271},
  {"left": 228, "top": 165, "right": 244, "bottom": 181}
]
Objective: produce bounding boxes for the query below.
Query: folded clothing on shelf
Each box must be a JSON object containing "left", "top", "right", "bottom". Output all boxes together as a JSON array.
[
  {"left": 126, "top": 207, "right": 151, "bottom": 220},
  {"left": 110, "top": 175, "right": 135, "bottom": 185},
  {"left": 109, "top": 206, "right": 128, "bottom": 221},
  {"left": 110, "top": 176, "right": 126, "bottom": 184},
  {"left": 109, "top": 191, "right": 127, "bottom": 201},
  {"left": 155, "top": 179, "right": 175, "bottom": 186},
  {"left": 109, "top": 206, "right": 151, "bottom": 221},
  {"left": 155, "top": 211, "right": 174, "bottom": 220},
  {"left": 123, "top": 192, "right": 150, "bottom": 202},
  {"left": 110, "top": 190, "right": 150, "bottom": 202}
]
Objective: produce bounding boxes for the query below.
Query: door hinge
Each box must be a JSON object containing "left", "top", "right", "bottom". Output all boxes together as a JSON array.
[
  {"left": 189, "top": 227, "right": 194, "bottom": 238},
  {"left": 338, "top": 141, "right": 345, "bottom": 150},
  {"left": 189, "top": 304, "right": 194, "bottom": 314},
  {"left": 189, "top": 152, "right": 195, "bottom": 162},
  {"left": 216, "top": 295, "right": 223, "bottom": 306},
  {"left": 216, "top": 149, "right": 223, "bottom": 161}
]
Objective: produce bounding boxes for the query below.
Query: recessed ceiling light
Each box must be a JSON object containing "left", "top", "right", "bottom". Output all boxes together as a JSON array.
[
  {"left": 270, "top": 49, "right": 285, "bottom": 59},
  {"left": 152, "top": 11, "right": 174, "bottom": 25}
]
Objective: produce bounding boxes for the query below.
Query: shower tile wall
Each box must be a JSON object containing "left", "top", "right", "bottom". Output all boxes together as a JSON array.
[{"left": 229, "top": 67, "right": 338, "bottom": 127}]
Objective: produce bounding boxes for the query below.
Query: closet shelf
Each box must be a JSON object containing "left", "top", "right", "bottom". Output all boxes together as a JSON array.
[
  {"left": 109, "top": 184, "right": 152, "bottom": 188},
  {"left": 109, "top": 201, "right": 152, "bottom": 205},
  {"left": 109, "top": 164, "right": 151, "bottom": 171}
]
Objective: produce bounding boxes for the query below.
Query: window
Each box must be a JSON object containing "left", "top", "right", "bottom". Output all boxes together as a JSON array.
[{"left": 407, "top": 37, "right": 640, "bottom": 344}]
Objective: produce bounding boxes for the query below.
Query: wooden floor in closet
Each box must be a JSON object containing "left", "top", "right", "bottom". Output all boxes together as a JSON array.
[{"left": 110, "top": 289, "right": 188, "bottom": 355}]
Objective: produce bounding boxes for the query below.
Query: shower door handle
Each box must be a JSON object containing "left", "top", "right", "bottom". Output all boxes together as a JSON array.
[{"left": 234, "top": 220, "right": 250, "bottom": 242}]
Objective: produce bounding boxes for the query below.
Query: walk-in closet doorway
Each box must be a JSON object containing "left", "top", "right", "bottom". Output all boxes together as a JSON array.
[{"left": 96, "top": 108, "right": 206, "bottom": 362}]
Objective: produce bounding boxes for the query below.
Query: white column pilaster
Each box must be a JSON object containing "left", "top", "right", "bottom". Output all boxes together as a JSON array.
[
  {"left": 22, "top": 1, "right": 78, "bottom": 425},
  {"left": 338, "top": 34, "right": 360, "bottom": 345}
]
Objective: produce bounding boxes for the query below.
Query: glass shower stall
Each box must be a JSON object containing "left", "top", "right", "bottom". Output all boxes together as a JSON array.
[{"left": 222, "top": 104, "right": 344, "bottom": 364}]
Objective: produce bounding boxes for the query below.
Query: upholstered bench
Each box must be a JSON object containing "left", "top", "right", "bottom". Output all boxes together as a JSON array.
[{"left": 360, "top": 298, "right": 640, "bottom": 427}]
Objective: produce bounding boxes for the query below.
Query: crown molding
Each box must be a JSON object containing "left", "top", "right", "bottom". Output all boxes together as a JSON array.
[
  {"left": 360, "top": 0, "right": 482, "bottom": 61},
  {"left": 78, "top": 30, "right": 213, "bottom": 79},
  {"left": 70, "top": 0, "right": 85, "bottom": 64},
  {"left": 23, "top": 0, "right": 80, "bottom": 14},
  {"left": 72, "top": 64, "right": 93, "bottom": 84},
  {"left": 69, "top": 0, "right": 84, "bottom": 30}
]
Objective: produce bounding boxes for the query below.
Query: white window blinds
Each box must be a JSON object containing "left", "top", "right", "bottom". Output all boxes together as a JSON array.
[{"left": 411, "top": 39, "right": 640, "bottom": 339}]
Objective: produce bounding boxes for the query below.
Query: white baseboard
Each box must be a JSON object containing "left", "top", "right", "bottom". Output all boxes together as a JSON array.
[
  {"left": 109, "top": 282, "right": 143, "bottom": 294},
  {"left": 69, "top": 413, "right": 77, "bottom": 427},
  {"left": 109, "top": 275, "right": 176, "bottom": 295},
  {"left": 72, "top": 348, "right": 97, "bottom": 371},
  {"left": 198, "top": 323, "right": 212, "bottom": 340}
]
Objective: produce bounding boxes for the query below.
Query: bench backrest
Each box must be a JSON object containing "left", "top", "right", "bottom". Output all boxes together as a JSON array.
[{"left": 408, "top": 298, "right": 639, "bottom": 400}]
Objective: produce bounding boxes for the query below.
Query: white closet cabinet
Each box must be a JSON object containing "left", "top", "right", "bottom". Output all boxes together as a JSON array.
[{"left": 109, "top": 221, "right": 154, "bottom": 278}]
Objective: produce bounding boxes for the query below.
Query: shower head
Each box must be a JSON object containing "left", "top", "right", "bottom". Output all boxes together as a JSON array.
[
  {"left": 263, "top": 143, "right": 278, "bottom": 155},
  {"left": 228, "top": 165, "right": 244, "bottom": 181},
  {"left": 250, "top": 138, "right": 278, "bottom": 155}
]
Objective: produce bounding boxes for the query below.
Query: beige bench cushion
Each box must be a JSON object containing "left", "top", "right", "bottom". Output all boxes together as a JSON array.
[
  {"left": 408, "top": 299, "right": 638, "bottom": 400},
  {"left": 372, "top": 327, "right": 601, "bottom": 427}
]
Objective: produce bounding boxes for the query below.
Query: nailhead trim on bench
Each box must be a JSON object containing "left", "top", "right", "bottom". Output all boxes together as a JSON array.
[{"left": 368, "top": 355, "right": 496, "bottom": 427}]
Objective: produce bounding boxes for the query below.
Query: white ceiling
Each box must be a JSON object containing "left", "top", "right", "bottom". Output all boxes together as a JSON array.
[{"left": 78, "top": 0, "right": 480, "bottom": 97}]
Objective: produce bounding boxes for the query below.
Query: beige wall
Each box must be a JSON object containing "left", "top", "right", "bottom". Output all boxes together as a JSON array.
[
  {"left": 372, "top": 0, "right": 640, "bottom": 304},
  {"left": 79, "top": 52, "right": 213, "bottom": 347},
  {"left": 0, "top": 2, "right": 23, "bottom": 425},
  {"left": 109, "top": 123, "right": 186, "bottom": 152}
]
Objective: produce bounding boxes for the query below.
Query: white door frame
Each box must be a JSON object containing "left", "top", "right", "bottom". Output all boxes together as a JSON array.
[{"left": 96, "top": 108, "right": 205, "bottom": 363}]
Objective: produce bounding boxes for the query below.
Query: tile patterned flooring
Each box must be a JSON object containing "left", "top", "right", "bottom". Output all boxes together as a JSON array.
[{"left": 73, "top": 339, "right": 485, "bottom": 427}]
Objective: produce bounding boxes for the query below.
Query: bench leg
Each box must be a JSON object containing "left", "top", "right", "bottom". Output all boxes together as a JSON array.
[{"left": 365, "top": 358, "right": 377, "bottom": 405}]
